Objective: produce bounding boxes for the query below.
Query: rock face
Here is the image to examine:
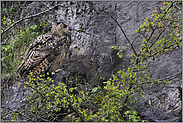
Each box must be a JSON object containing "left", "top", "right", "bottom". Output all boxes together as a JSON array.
[
  {"left": 1, "top": 1, "right": 182, "bottom": 122},
  {"left": 132, "top": 48, "right": 182, "bottom": 122}
]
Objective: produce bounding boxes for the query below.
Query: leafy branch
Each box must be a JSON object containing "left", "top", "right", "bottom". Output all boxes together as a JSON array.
[{"left": 103, "top": 1, "right": 182, "bottom": 118}]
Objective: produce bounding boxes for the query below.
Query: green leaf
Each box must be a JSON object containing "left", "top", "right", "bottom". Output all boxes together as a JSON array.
[
  {"left": 111, "top": 46, "right": 117, "bottom": 50},
  {"left": 145, "top": 18, "right": 148, "bottom": 22},
  {"left": 117, "top": 52, "right": 123, "bottom": 58},
  {"left": 79, "top": 28, "right": 83, "bottom": 33},
  {"left": 30, "top": 25, "right": 37, "bottom": 30},
  {"left": 92, "top": 87, "right": 98, "bottom": 93},
  {"left": 141, "top": 28, "right": 145, "bottom": 31}
]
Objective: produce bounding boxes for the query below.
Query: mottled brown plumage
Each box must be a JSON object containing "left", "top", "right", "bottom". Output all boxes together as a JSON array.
[{"left": 16, "top": 22, "right": 72, "bottom": 78}]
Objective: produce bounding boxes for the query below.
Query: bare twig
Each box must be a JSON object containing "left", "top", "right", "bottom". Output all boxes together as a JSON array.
[
  {"left": 1, "top": 4, "right": 64, "bottom": 35},
  {"left": 158, "top": 71, "right": 182, "bottom": 82},
  {"left": 131, "top": 34, "right": 141, "bottom": 45},
  {"left": 52, "top": 112, "right": 68, "bottom": 122},
  {"left": 105, "top": 11, "right": 138, "bottom": 56}
]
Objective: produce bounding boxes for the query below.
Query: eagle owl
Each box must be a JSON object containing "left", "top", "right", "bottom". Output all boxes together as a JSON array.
[{"left": 16, "top": 22, "right": 72, "bottom": 78}]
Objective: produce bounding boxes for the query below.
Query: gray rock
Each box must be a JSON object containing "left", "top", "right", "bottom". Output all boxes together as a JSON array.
[{"left": 1, "top": 1, "right": 182, "bottom": 122}]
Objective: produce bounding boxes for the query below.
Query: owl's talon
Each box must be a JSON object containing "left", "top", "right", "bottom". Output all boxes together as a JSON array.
[
  {"left": 51, "top": 69, "right": 61, "bottom": 75},
  {"left": 55, "top": 69, "right": 61, "bottom": 73},
  {"left": 51, "top": 72, "right": 55, "bottom": 75}
]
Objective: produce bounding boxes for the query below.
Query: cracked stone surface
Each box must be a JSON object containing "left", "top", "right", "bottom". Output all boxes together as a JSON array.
[{"left": 1, "top": 1, "right": 182, "bottom": 122}]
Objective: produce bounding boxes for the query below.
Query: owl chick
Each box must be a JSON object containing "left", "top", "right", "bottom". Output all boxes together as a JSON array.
[{"left": 16, "top": 22, "right": 72, "bottom": 78}]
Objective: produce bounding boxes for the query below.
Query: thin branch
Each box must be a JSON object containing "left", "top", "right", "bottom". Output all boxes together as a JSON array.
[
  {"left": 149, "top": 22, "right": 173, "bottom": 49},
  {"left": 52, "top": 112, "right": 68, "bottom": 122},
  {"left": 120, "top": 2, "right": 177, "bottom": 113},
  {"left": 21, "top": 80, "right": 47, "bottom": 100},
  {"left": 137, "top": 31, "right": 148, "bottom": 42},
  {"left": 140, "top": 71, "right": 182, "bottom": 86},
  {"left": 70, "top": 105, "right": 85, "bottom": 122},
  {"left": 137, "top": 2, "right": 174, "bottom": 57},
  {"left": 1, "top": 36, "right": 11, "bottom": 45},
  {"left": 158, "top": 71, "right": 182, "bottom": 82},
  {"left": 131, "top": 34, "right": 141, "bottom": 45},
  {"left": 1, "top": 4, "right": 64, "bottom": 35},
  {"left": 105, "top": 11, "right": 138, "bottom": 56},
  {"left": 1, "top": 106, "right": 33, "bottom": 121}
]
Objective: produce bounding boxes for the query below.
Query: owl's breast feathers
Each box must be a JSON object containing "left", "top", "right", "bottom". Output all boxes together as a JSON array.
[{"left": 16, "top": 33, "right": 70, "bottom": 78}]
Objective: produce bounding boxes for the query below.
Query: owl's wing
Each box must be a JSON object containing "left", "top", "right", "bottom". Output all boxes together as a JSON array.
[
  {"left": 31, "top": 52, "right": 56, "bottom": 76},
  {"left": 16, "top": 33, "right": 55, "bottom": 77},
  {"left": 17, "top": 32, "right": 70, "bottom": 78},
  {"left": 30, "top": 36, "right": 69, "bottom": 76},
  {"left": 23, "top": 33, "right": 52, "bottom": 58}
]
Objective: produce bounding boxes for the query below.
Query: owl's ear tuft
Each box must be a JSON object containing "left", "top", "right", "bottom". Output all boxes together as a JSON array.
[
  {"left": 52, "top": 21, "right": 61, "bottom": 26},
  {"left": 56, "top": 22, "right": 62, "bottom": 25}
]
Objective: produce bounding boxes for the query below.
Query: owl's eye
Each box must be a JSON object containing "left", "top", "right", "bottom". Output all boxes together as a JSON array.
[{"left": 63, "top": 24, "right": 67, "bottom": 29}]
